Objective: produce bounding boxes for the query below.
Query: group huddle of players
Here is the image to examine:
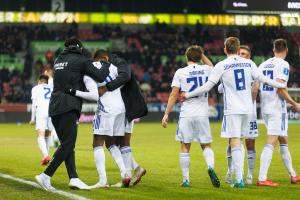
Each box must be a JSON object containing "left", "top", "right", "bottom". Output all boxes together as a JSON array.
[
  {"left": 162, "top": 37, "right": 300, "bottom": 188},
  {"left": 30, "top": 50, "right": 146, "bottom": 189},
  {"left": 31, "top": 37, "right": 300, "bottom": 190}
]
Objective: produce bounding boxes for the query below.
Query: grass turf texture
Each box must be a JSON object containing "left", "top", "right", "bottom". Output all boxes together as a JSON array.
[{"left": 0, "top": 122, "right": 300, "bottom": 200}]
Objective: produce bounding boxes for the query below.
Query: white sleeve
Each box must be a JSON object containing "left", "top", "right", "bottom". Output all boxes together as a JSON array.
[
  {"left": 251, "top": 62, "right": 261, "bottom": 80},
  {"left": 171, "top": 70, "right": 181, "bottom": 88},
  {"left": 75, "top": 76, "right": 99, "bottom": 102},
  {"left": 30, "top": 87, "right": 37, "bottom": 122},
  {"left": 217, "top": 84, "right": 224, "bottom": 94},
  {"left": 275, "top": 61, "right": 289, "bottom": 85},
  {"left": 256, "top": 74, "right": 285, "bottom": 88},
  {"left": 207, "top": 63, "right": 223, "bottom": 84},
  {"left": 185, "top": 80, "right": 215, "bottom": 99}
]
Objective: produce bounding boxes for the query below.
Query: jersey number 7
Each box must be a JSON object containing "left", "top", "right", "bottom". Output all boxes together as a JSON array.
[{"left": 186, "top": 76, "right": 208, "bottom": 97}]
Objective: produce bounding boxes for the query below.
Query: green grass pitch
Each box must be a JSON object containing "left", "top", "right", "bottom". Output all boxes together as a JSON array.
[{"left": 0, "top": 122, "right": 300, "bottom": 200}]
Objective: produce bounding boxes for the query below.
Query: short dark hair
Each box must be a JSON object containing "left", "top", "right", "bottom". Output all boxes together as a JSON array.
[
  {"left": 185, "top": 45, "right": 203, "bottom": 62},
  {"left": 240, "top": 45, "right": 251, "bottom": 53},
  {"left": 39, "top": 74, "right": 49, "bottom": 83},
  {"left": 224, "top": 37, "right": 240, "bottom": 54},
  {"left": 64, "top": 37, "right": 83, "bottom": 48},
  {"left": 94, "top": 49, "right": 108, "bottom": 60},
  {"left": 273, "top": 39, "right": 287, "bottom": 53}
]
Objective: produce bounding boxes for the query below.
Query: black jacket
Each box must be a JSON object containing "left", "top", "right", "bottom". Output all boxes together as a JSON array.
[
  {"left": 49, "top": 46, "right": 109, "bottom": 117},
  {"left": 107, "top": 54, "right": 148, "bottom": 121}
]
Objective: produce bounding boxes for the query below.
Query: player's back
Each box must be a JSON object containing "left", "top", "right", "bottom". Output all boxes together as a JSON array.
[
  {"left": 93, "top": 61, "right": 125, "bottom": 115},
  {"left": 31, "top": 83, "right": 53, "bottom": 116},
  {"left": 259, "top": 57, "right": 289, "bottom": 114},
  {"left": 216, "top": 55, "right": 255, "bottom": 115},
  {"left": 172, "top": 64, "right": 211, "bottom": 117}
]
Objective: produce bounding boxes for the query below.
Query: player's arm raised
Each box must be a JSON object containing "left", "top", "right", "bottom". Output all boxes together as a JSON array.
[
  {"left": 162, "top": 87, "right": 180, "bottom": 128},
  {"left": 200, "top": 48, "right": 214, "bottom": 67}
]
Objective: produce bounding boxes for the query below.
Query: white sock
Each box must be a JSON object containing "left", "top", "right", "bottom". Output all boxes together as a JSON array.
[
  {"left": 52, "top": 130, "right": 59, "bottom": 141},
  {"left": 203, "top": 147, "right": 214, "bottom": 169},
  {"left": 241, "top": 143, "right": 245, "bottom": 176},
  {"left": 109, "top": 145, "right": 127, "bottom": 178},
  {"left": 231, "top": 146, "right": 243, "bottom": 182},
  {"left": 280, "top": 144, "right": 296, "bottom": 177},
  {"left": 94, "top": 146, "right": 107, "bottom": 184},
  {"left": 120, "top": 146, "right": 133, "bottom": 177},
  {"left": 227, "top": 146, "right": 233, "bottom": 174},
  {"left": 37, "top": 136, "right": 48, "bottom": 157},
  {"left": 258, "top": 144, "right": 274, "bottom": 181},
  {"left": 45, "top": 136, "right": 51, "bottom": 152},
  {"left": 247, "top": 150, "right": 256, "bottom": 177},
  {"left": 132, "top": 157, "right": 139, "bottom": 170},
  {"left": 180, "top": 153, "right": 190, "bottom": 182}
]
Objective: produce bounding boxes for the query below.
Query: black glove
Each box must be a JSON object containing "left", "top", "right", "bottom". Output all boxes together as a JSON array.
[
  {"left": 64, "top": 88, "right": 76, "bottom": 96},
  {"left": 100, "top": 61, "right": 110, "bottom": 68}
]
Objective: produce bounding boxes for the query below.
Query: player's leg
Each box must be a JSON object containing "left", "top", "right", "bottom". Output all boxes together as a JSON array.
[
  {"left": 45, "top": 130, "right": 52, "bottom": 152},
  {"left": 258, "top": 114, "right": 282, "bottom": 186},
  {"left": 278, "top": 136, "right": 300, "bottom": 183},
  {"left": 201, "top": 143, "right": 220, "bottom": 188},
  {"left": 91, "top": 134, "right": 109, "bottom": 188},
  {"left": 36, "top": 129, "right": 48, "bottom": 159},
  {"left": 257, "top": 135, "right": 278, "bottom": 186},
  {"left": 196, "top": 116, "right": 220, "bottom": 188},
  {"left": 121, "top": 121, "right": 146, "bottom": 186},
  {"left": 180, "top": 142, "right": 191, "bottom": 187},
  {"left": 107, "top": 113, "right": 130, "bottom": 187},
  {"left": 230, "top": 138, "right": 244, "bottom": 187},
  {"left": 176, "top": 117, "right": 192, "bottom": 187},
  {"left": 245, "top": 138, "right": 256, "bottom": 184},
  {"left": 225, "top": 140, "right": 233, "bottom": 183}
]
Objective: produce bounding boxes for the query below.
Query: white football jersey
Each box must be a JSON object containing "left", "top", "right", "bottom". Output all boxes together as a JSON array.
[
  {"left": 93, "top": 61, "right": 125, "bottom": 116},
  {"left": 209, "top": 55, "right": 260, "bottom": 115},
  {"left": 259, "top": 57, "right": 289, "bottom": 114},
  {"left": 31, "top": 83, "right": 53, "bottom": 117},
  {"left": 48, "top": 77, "right": 54, "bottom": 87},
  {"left": 172, "top": 64, "right": 212, "bottom": 117}
]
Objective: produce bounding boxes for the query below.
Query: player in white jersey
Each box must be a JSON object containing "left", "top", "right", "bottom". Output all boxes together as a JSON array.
[
  {"left": 93, "top": 50, "right": 146, "bottom": 187},
  {"left": 220, "top": 45, "right": 258, "bottom": 184},
  {"left": 44, "top": 68, "right": 59, "bottom": 148},
  {"left": 162, "top": 45, "right": 220, "bottom": 188},
  {"left": 180, "top": 37, "right": 285, "bottom": 188},
  {"left": 254, "top": 39, "right": 300, "bottom": 187},
  {"left": 73, "top": 58, "right": 130, "bottom": 188},
  {"left": 30, "top": 75, "right": 53, "bottom": 166}
]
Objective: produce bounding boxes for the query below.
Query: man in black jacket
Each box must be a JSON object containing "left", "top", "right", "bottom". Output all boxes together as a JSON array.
[
  {"left": 35, "top": 38, "right": 110, "bottom": 191},
  {"left": 94, "top": 50, "right": 147, "bottom": 186}
]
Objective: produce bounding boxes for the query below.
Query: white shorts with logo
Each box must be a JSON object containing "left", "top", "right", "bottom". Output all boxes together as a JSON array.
[
  {"left": 242, "top": 118, "right": 259, "bottom": 139},
  {"left": 221, "top": 114, "right": 249, "bottom": 138},
  {"left": 262, "top": 113, "right": 288, "bottom": 136},
  {"left": 93, "top": 113, "right": 126, "bottom": 136},
  {"left": 36, "top": 115, "right": 53, "bottom": 131},
  {"left": 125, "top": 120, "right": 134, "bottom": 134},
  {"left": 176, "top": 116, "right": 212, "bottom": 144}
]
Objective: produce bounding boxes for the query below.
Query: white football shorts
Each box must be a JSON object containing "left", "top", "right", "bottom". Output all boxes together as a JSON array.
[
  {"left": 93, "top": 113, "right": 126, "bottom": 136},
  {"left": 176, "top": 116, "right": 212, "bottom": 144},
  {"left": 262, "top": 113, "right": 288, "bottom": 136},
  {"left": 125, "top": 120, "right": 134, "bottom": 134},
  {"left": 221, "top": 114, "right": 249, "bottom": 138},
  {"left": 35, "top": 115, "right": 53, "bottom": 131}
]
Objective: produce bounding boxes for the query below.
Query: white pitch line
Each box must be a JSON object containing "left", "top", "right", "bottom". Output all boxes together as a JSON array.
[{"left": 0, "top": 172, "right": 90, "bottom": 200}]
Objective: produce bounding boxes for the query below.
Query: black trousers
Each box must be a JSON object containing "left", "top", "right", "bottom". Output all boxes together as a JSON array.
[{"left": 44, "top": 111, "right": 79, "bottom": 179}]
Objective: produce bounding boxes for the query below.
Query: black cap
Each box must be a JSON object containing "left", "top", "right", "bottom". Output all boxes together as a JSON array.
[{"left": 64, "top": 37, "right": 83, "bottom": 48}]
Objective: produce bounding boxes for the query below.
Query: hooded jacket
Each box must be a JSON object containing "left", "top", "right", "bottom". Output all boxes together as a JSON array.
[{"left": 49, "top": 46, "right": 109, "bottom": 117}]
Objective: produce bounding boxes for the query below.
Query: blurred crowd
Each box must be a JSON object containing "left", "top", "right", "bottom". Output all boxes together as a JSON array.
[{"left": 0, "top": 23, "right": 300, "bottom": 104}]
